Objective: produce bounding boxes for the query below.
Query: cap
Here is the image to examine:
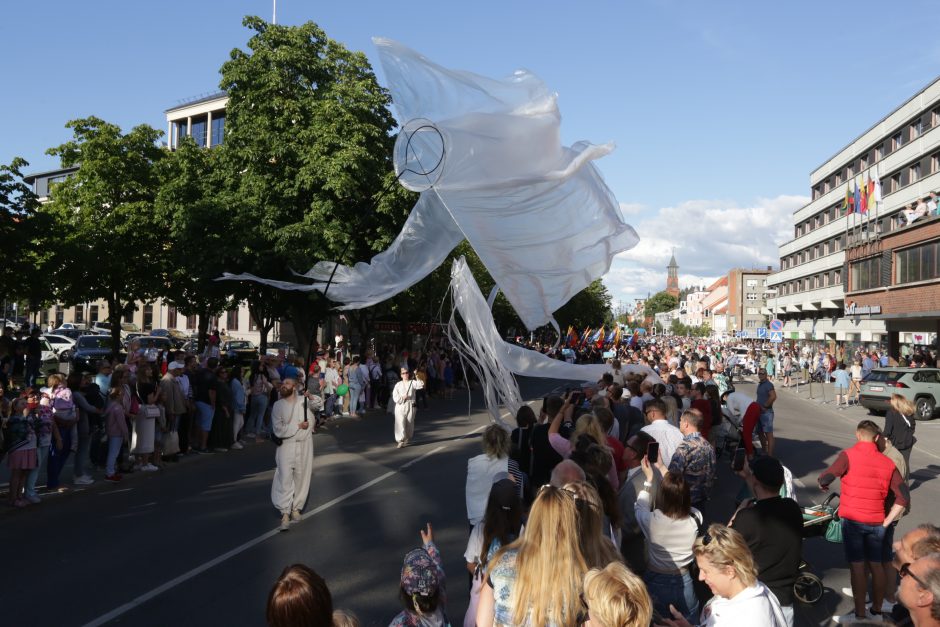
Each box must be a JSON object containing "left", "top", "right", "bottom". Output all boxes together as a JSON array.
[
  {"left": 489, "top": 477, "right": 518, "bottom": 511},
  {"left": 750, "top": 456, "right": 784, "bottom": 490},
  {"left": 168, "top": 361, "right": 185, "bottom": 370},
  {"left": 400, "top": 549, "right": 439, "bottom": 596}
]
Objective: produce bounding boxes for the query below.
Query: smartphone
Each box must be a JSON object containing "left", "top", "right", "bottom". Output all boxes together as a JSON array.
[
  {"left": 646, "top": 441, "right": 660, "bottom": 464},
  {"left": 541, "top": 396, "right": 548, "bottom": 414},
  {"left": 732, "top": 447, "right": 747, "bottom": 472}
]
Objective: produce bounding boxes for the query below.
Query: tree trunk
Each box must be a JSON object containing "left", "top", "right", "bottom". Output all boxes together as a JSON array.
[
  {"left": 108, "top": 298, "right": 123, "bottom": 361},
  {"left": 197, "top": 313, "right": 210, "bottom": 354}
]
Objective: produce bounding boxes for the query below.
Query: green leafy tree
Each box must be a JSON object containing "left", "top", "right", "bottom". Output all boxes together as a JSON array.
[
  {"left": 0, "top": 158, "right": 52, "bottom": 317},
  {"left": 218, "top": 17, "right": 411, "bottom": 355},
  {"left": 553, "top": 279, "right": 613, "bottom": 331},
  {"left": 45, "top": 117, "right": 165, "bottom": 356},
  {"left": 155, "top": 138, "right": 238, "bottom": 350},
  {"left": 644, "top": 291, "right": 679, "bottom": 320}
]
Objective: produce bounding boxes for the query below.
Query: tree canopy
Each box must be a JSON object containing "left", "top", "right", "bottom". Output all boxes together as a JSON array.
[{"left": 644, "top": 291, "right": 679, "bottom": 320}]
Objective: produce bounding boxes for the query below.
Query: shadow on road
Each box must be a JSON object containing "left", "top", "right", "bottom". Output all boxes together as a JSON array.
[{"left": 911, "top": 463, "right": 940, "bottom": 490}]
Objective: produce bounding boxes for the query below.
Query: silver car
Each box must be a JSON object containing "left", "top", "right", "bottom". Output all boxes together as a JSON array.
[{"left": 859, "top": 367, "right": 940, "bottom": 420}]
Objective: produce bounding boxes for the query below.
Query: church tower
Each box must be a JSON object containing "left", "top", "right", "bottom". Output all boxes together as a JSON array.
[{"left": 666, "top": 249, "right": 680, "bottom": 298}]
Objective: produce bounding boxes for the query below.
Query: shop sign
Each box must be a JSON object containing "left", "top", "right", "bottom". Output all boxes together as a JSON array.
[{"left": 845, "top": 301, "right": 882, "bottom": 315}]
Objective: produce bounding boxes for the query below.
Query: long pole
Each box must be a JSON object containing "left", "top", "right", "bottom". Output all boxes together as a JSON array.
[{"left": 272, "top": 0, "right": 277, "bottom": 24}]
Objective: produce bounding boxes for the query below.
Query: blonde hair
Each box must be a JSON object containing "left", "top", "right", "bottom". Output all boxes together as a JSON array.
[
  {"left": 490, "top": 485, "right": 587, "bottom": 626},
  {"left": 47, "top": 373, "right": 64, "bottom": 388},
  {"left": 563, "top": 481, "right": 622, "bottom": 569},
  {"left": 693, "top": 524, "right": 757, "bottom": 588},
  {"left": 890, "top": 394, "right": 916, "bottom": 417},
  {"left": 572, "top": 414, "right": 609, "bottom": 450},
  {"left": 481, "top": 424, "right": 510, "bottom": 458},
  {"left": 583, "top": 562, "right": 652, "bottom": 627}
]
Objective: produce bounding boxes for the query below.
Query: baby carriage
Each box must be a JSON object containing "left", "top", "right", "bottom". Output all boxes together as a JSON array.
[{"left": 793, "top": 492, "right": 841, "bottom": 604}]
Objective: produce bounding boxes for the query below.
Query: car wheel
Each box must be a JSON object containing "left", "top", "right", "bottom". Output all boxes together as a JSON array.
[{"left": 916, "top": 396, "right": 935, "bottom": 421}]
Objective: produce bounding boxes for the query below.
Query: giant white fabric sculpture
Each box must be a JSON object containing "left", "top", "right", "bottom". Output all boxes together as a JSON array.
[
  {"left": 224, "top": 38, "right": 639, "bottom": 332},
  {"left": 447, "top": 257, "right": 660, "bottom": 423}
]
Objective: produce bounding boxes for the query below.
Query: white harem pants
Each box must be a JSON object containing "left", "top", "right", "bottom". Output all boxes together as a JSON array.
[
  {"left": 271, "top": 435, "right": 314, "bottom": 515},
  {"left": 394, "top": 401, "right": 416, "bottom": 444}
]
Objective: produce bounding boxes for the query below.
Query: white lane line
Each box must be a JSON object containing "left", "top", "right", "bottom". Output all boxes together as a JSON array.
[{"left": 80, "top": 413, "right": 503, "bottom": 627}]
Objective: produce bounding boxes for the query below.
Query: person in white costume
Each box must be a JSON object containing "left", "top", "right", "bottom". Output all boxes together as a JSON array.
[
  {"left": 392, "top": 367, "right": 424, "bottom": 448},
  {"left": 270, "top": 379, "right": 314, "bottom": 531}
]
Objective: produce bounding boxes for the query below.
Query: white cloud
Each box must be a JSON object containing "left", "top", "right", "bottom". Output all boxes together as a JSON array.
[{"left": 604, "top": 194, "right": 808, "bottom": 306}]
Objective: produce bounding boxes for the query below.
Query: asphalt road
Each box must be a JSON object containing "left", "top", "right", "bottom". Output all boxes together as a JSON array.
[{"left": 3, "top": 375, "right": 939, "bottom": 627}]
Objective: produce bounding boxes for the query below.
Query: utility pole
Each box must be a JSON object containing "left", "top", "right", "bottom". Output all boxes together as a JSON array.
[{"left": 272, "top": 0, "right": 277, "bottom": 24}]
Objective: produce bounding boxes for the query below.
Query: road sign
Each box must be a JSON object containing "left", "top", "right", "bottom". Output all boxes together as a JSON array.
[
  {"left": 737, "top": 330, "right": 749, "bottom": 339},
  {"left": 756, "top": 327, "right": 768, "bottom": 339},
  {"left": 770, "top": 319, "right": 784, "bottom": 332},
  {"left": 769, "top": 331, "right": 783, "bottom": 343}
]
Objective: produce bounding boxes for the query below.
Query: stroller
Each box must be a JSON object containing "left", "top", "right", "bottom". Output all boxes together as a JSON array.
[{"left": 793, "top": 492, "right": 840, "bottom": 604}]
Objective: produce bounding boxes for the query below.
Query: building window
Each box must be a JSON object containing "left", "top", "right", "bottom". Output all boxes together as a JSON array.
[
  {"left": 875, "top": 144, "right": 884, "bottom": 161},
  {"left": 186, "top": 315, "right": 197, "bottom": 330},
  {"left": 892, "top": 131, "right": 904, "bottom": 150},
  {"left": 143, "top": 305, "right": 154, "bottom": 331},
  {"left": 823, "top": 179, "right": 831, "bottom": 193},
  {"left": 55, "top": 307, "right": 64, "bottom": 327},
  {"left": 932, "top": 153, "right": 940, "bottom": 174},
  {"left": 933, "top": 107, "right": 940, "bottom": 127},
  {"left": 835, "top": 171, "right": 842, "bottom": 185},
  {"left": 226, "top": 309, "right": 239, "bottom": 332},
  {"left": 74, "top": 306, "right": 84, "bottom": 324},
  {"left": 746, "top": 307, "right": 759, "bottom": 315},
  {"left": 191, "top": 115, "right": 208, "bottom": 147},
  {"left": 746, "top": 293, "right": 758, "bottom": 301},
  {"left": 896, "top": 241, "right": 940, "bottom": 285},
  {"left": 911, "top": 162, "right": 921, "bottom": 183},
  {"left": 835, "top": 268, "right": 842, "bottom": 284},
  {"left": 745, "top": 279, "right": 758, "bottom": 288},
  {"left": 173, "top": 119, "right": 188, "bottom": 148},
  {"left": 911, "top": 118, "right": 923, "bottom": 139},
  {"left": 851, "top": 256, "right": 882, "bottom": 291},
  {"left": 211, "top": 113, "right": 225, "bottom": 146},
  {"left": 90, "top": 305, "right": 99, "bottom": 323},
  {"left": 860, "top": 155, "right": 868, "bottom": 170},
  {"left": 168, "top": 307, "right": 177, "bottom": 329},
  {"left": 891, "top": 173, "right": 902, "bottom": 193}
]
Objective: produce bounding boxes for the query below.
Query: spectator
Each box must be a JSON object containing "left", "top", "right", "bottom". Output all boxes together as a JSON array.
[
  {"left": 721, "top": 390, "right": 763, "bottom": 459},
  {"left": 159, "top": 361, "right": 187, "bottom": 460},
  {"left": 229, "top": 366, "right": 247, "bottom": 449},
  {"left": 897, "top": 553, "right": 940, "bottom": 627},
  {"left": 550, "top": 458, "right": 586, "bottom": 487},
  {"left": 190, "top": 357, "right": 219, "bottom": 454},
  {"left": 581, "top": 561, "right": 652, "bottom": 627},
  {"left": 690, "top": 382, "right": 713, "bottom": 440},
  {"left": 730, "top": 457, "right": 803, "bottom": 627},
  {"left": 70, "top": 372, "right": 101, "bottom": 485},
  {"left": 549, "top": 404, "right": 619, "bottom": 491},
  {"left": 662, "top": 524, "right": 786, "bottom": 626},
  {"left": 884, "top": 394, "right": 916, "bottom": 480},
  {"left": 667, "top": 409, "right": 716, "bottom": 512},
  {"left": 564, "top": 479, "right": 622, "bottom": 568},
  {"left": 465, "top": 424, "right": 523, "bottom": 529},
  {"left": 477, "top": 485, "right": 586, "bottom": 627},
  {"left": 247, "top": 361, "right": 274, "bottom": 439},
  {"left": 463, "top": 478, "right": 522, "bottom": 627},
  {"left": 609, "top": 384, "right": 645, "bottom": 444},
  {"left": 755, "top": 368, "right": 777, "bottom": 457},
  {"left": 24, "top": 390, "right": 58, "bottom": 502},
  {"left": 5, "top": 397, "right": 38, "bottom": 507},
  {"left": 641, "top": 398, "right": 684, "bottom": 467},
  {"left": 529, "top": 395, "right": 565, "bottom": 487},
  {"left": 266, "top": 564, "right": 333, "bottom": 627},
  {"left": 509, "top": 404, "right": 536, "bottom": 484},
  {"left": 886, "top": 524, "right": 940, "bottom": 625},
  {"left": 45, "top": 373, "right": 78, "bottom": 489},
  {"left": 833, "top": 363, "right": 852, "bottom": 409},
  {"left": 391, "top": 523, "right": 448, "bottom": 627},
  {"left": 103, "top": 386, "right": 129, "bottom": 482},
  {"left": 618, "top": 431, "right": 661, "bottom": 574},
  {"left": 819, "top": 420, "right": 909, "bottom": 624},
  {"left": 635, "top": 455, "right": 701, "bottom": 622}
]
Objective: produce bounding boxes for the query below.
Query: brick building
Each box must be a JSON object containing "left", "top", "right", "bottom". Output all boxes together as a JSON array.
[{"left": 845, "top": 213, "right": 940, "bottom": 358}]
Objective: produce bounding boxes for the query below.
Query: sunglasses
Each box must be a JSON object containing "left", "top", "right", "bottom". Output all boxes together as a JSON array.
[{"left": 900, "top": 562, "right": 929, "bottom": 589}]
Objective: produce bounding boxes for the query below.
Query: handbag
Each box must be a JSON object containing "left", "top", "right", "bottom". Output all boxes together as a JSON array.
[
  {"left": 142, "top": 404, "right": 161, "bottom": 419},
  {"left": 162, "top": 430, "right": 180, "bottom": 456},
  {"left": 825, "top": 514, "right": 843, "bottom": 543}
]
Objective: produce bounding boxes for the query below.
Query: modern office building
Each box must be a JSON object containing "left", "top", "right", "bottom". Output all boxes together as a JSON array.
[
  {"left": 767, "top": 76, "right": 940, "bottom": 350},
  {"left": 165, "top": 92, "right": 228, "bottom": 149}
]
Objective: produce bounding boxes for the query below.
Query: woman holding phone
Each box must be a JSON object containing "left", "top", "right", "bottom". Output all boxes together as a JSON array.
[{"left": 635, "top": 455, "right": 702, "bottom": 623}]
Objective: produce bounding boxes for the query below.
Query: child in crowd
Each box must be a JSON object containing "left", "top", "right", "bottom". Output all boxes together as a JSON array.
[
  {"left": 390, "top": 523, "right": 447, "bottom": 627},
  {"left": 5, "top": 397, "right": 38, "bottom": 507},
  {"left": 104, "top": 387, "right": 129, "bottom": 482},
  {"left": 24, "top": 391, "right": 59, "bottom": 503}
]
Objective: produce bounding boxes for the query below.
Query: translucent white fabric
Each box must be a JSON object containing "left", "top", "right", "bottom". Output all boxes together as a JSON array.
[
  {"left": 447, "top": 257, "right": 661, "bottom": 425},
  {"left": 224, "top": 39, "right": 639, "bottom": 332}
]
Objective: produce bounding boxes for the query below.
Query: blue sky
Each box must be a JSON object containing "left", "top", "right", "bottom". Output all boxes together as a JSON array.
[{"left": 4, "top": 0, "right": 940, "bottom": 306}]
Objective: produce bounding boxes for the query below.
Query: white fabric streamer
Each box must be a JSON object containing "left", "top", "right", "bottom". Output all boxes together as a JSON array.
[
  {"left": 222, "top": 39, "right": 639, "bottom": 332},
  {"left": 447, "top": 257, "right": 661, "bottom": 425}
]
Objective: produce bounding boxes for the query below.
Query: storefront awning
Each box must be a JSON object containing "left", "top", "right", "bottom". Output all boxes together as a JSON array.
[
  {"left": 801, "top": 302, "right": 818, "bottom": 311},
  {"left": 819, "top": 300, "right": 840, "bottom": 309},
  {"left": 786, "top": 304, "right": 801, "bottom": 313},
  {"left": 760, "top": 308, "right": 772, "bottom": 316}
]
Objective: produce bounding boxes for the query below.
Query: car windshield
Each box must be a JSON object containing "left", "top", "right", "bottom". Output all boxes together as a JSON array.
[
  {"left": 137, "top": 337, "right": 168, "bottom": 348},
  {"left": 77, "top": 336, "right": 115, "bottom": 349},
  {"left": 227, "top": 341, "right": 254, "bottom": 350},
  {"left": 865, "top": 371, "right": 904, "bottom": 383}
]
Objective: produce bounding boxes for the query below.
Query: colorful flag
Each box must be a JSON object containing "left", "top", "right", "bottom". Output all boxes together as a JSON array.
[
  {"left": 595, "top": 325, "right": 605, "bottom": 349},
  {"left": 580, "top": 327, "right": 591, "bottom": 348},
  {"left": 630, "top": 330, "right": 639, "bottom": 347},
  {"left": 871, "top": 169, "right": 881, "bottom": 204},
  {"left": 853, "top": 178, "right": 861, "bottom": 214},
  {"left": 842, "top": 182, "right": 852, "bottom": 214},
  {"left": 860, "top": 175, "right": 868, "bottom": 213}
]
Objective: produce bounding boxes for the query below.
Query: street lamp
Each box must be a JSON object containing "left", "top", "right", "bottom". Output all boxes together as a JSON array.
[{"left": 764, "top": 288, "right": 779, "bottom": 373}]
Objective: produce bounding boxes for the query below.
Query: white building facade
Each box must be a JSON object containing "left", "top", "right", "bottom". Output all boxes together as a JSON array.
[{"left": 768, "top": 76, "right": 940, "bottom": 346}]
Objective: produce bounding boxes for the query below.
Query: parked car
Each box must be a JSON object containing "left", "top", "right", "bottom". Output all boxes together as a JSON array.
[
  {"left": 71, "top": 335, "right": 125, "bottom": 373},
  {"left": 42, "top": 334, "right": 77, "bottom": 361},
  {"left": 265, "top": 341, "right": 297, "bottom": 357},
  {"left": 859, "top": 367, "right": 940, "bottom": 420},
  {"left": 53, "top": 327, "right": 93, "bottom": 340},
  {"left": 38, "top": 337, "right": 60, "bottom": 377},
  {"left": 220, "top": 340, "right": 260, "bottom": 367},
  {"left": 57, "top": 322, "right": 86, "bottom": 330},
  {"left": 132, "top": 336, "right": 173, "bottom": 361},
  {"left": 150, "top": 328, "right": 189, "bottom": 349}
]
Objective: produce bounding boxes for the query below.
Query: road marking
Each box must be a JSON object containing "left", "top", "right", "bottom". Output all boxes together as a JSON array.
[{"left": 79, "top": 410, "right": 508, "bottom": 627}]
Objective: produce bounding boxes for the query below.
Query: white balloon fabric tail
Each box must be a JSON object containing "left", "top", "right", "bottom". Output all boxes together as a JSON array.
[{"left": 447, "top": 257, "right": 661, "bottom": 424}]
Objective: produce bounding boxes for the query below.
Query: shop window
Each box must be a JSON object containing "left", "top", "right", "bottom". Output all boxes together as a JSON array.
[
  {"left": 227, "top": 310, "right": 239, "bottom": 332},
  {"left": 90, "top": 305, "right": 99, "bottom": 323},
  {"left": 168, "top": 307, "right": 177, "bottom": 329},
  {"left": 896, "top": 242, "right": 940, "bottom": 285},
  {"left": 851, "top": 256, "right": 882, "bottom": 291}
]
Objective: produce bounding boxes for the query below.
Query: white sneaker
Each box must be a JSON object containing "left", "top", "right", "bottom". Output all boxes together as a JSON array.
[
  {"left": 142, "top": 464, "right": 159, "bottom": 472},
  {"left": 280, "top": 513, "right": 290, "bottom": 532},
  {"left": 231, "top": 442, "right": 244, "bottom": 450},
  {"left": 833, "top": 610, "right": 882, "bottom": 624},
  {"left": 74, "top": 476, "right": 94, "bottom": 486}
]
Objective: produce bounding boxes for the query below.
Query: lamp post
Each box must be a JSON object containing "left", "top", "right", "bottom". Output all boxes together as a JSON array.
[{"left": 764, "top": 288, "right": 779, "bottom": 375}]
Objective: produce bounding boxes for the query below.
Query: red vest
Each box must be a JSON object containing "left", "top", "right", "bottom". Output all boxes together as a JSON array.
[{"left": 839, "top": 441, "right": 895, "bottom": 525}]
